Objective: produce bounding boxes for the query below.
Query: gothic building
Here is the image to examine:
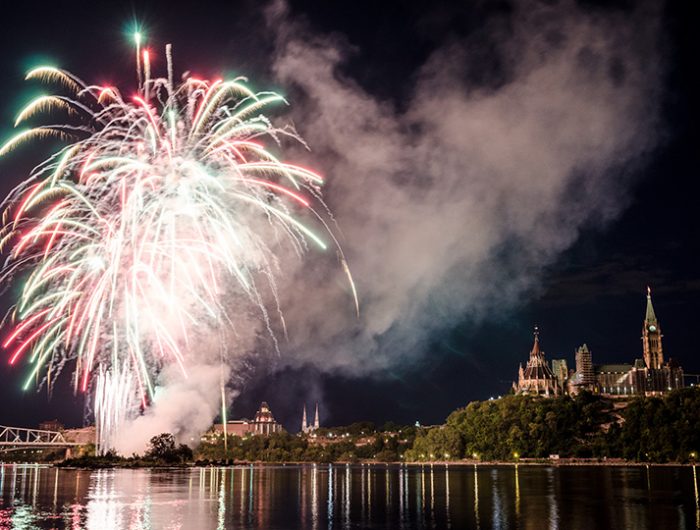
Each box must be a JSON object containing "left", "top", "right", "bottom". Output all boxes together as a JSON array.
[
  {"left": 513, "top": 287, "right": 684, "bottom": 399},
  {"left": 513, "top": 328, "right": 562, "bottom": 396},
  {"left": 570, "top": 288, "right": 684, "bottom": 396},
  {"left": 642, "top": 287, "right": 663, "bottom": 369},
  {"left": 301, "top": 403, "right": 320, "bottom": 434}
]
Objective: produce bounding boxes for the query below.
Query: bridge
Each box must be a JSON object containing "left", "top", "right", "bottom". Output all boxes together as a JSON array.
[{"left": 0, "top": 425, "right": 81, "bottom": 452}]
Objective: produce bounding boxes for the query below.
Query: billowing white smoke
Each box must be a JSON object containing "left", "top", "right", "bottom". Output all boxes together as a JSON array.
[
  {"left": 113, "top": 363, "right": 232, "bottom": 455},
  {"left": 110, "top": 309, "right": 258, "bottom": 455},
  {"left": 263, "top": 0, "right": 663, "bottom": 371}
]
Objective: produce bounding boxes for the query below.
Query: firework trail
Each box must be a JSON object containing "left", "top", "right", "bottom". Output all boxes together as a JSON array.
[{"left": 0, "top": 38, "right": 357, "bottom": 452}]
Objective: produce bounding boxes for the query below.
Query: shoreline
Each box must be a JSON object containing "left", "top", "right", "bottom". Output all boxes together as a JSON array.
[
  {"left": 3, "top": 459, "right": 696, "bottom": 470},
  {"left": 403, "top": 459, "right": 697, "bottom": 467}
]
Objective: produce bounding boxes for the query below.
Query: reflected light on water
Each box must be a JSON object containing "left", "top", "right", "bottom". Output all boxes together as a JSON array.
[
  {"left": 514, "top": 464, "right": 520, "bottom": 523},
  {"left": 0, "top": 463, "right": 697, "bottom": 529},
  {"left": 694, "top": 465, "right": 699, "bottom": 529},
  {"left": 327, "top": 464, "right": 333, "bottom": 526},
  {"left": 445, "top": 465, "right": 451, "bottom": 529},
  {"left": 344, "top": 464, "right": 350, "bottom": 529},
  {"left": 473, "top": 464, "right": 480, "bottom": 530}
]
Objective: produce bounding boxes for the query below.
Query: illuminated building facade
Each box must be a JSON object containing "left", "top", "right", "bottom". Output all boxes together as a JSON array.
[
  {"left": 301, "top": 403, "right": 320, "bottom": 434},
  {"left": 570, "top": 288, "right": 684, "bottom": 396},
  {"left": 211, "top": 401, "right": 284, "bottom": 437},
  {"left": 513, "top": 288, "right": 684, "bottom": 398},
  {"left": 513, "top": 328, "right": 562, "bottom": 396}
]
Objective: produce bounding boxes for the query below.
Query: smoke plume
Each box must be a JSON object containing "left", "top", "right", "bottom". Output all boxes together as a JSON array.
[
  {"left": 263, "top": 0, "right": 663, "bottom": 373},
  {"left": 114, "top": 363, "right": 233, "bottom": 455}
]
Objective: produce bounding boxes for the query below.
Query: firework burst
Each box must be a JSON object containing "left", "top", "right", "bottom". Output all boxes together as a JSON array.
[{"left": 0, "top": 40, "right": 356, "bottom": 452}]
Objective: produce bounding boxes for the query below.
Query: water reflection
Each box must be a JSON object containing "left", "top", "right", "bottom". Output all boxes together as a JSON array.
[
  {"left": 445, "top": 465, "right": 451, "bottom": 529},
  {"left": 694, "top": 465, "right": 699, "bottom": 529},
  {"left": 0, "top": 463, "right": 697, "bottom": 529},
  {"left": 473, "top": 464, "right": 480, "bottom": 530},
  {"left": 514, "top": 464, "right": 520, "bottom": 523}
]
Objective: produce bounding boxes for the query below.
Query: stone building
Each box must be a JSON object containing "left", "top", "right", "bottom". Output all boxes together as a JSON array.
[
  {"left": 211, "top": 401, "right": 283, "bottom": 437},
  {"left": 301, "top": 403, "right": 320, "bottom": 434},
  {"left": 513, "top": 287, "right": 684, "bottom": 398},
  {"left": 568, "top": 288, "right": 684, "bottom": 396},
  {"left": 38, "top": 420, "right": 64, "bottom": 432},
  {"left": 252, "top": 401, "right": 283, "bottom": 435},
  {"left": 513, "top": 328, "right": 562, "bottom": 396}
]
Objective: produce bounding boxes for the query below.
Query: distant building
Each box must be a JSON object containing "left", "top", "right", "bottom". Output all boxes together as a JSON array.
[
  {"left": 575, "top": 344, "right": 595, "bottom": 386},
  {"left": 211, "top": 401, "right": 283, "bottom": 437},
  {"left": 38, "top": 420, "right": 64, "bottom": 432},
  {"left": 213, "top": 419, "right": 255, "bottom": 437},
  {"left": 252, "top": 401, "right": 283, "bottom": 435},
  {"left": 513, "top": 328, "right": 562, "bottom": 396},
  {"left": 301, "top": 403, "right": 320, "bottom": 434},
  {"left": 570, "top": 288, "right": 684, "bottom": 397},
  {"left": 513, "top": 287, "right": 684, "bottom": 399},
  {"left": 551, "top": 359, "right": 569, "bottom": 386}
]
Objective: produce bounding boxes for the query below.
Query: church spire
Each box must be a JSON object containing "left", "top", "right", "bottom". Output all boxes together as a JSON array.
[
  {"left": 313, "top": 403, "right": 320, "bottom": 430},
  {"left": 530, "top": 326, "right": 542, "bottom": 359},
  {"left": 301, "top": 405, "right": 308, "bottom": 433},
  {"left": 645, "top": 286, "right": 657, "bottom": 324}
]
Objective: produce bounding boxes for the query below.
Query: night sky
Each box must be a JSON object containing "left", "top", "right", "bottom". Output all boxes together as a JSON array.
[{"left": 0, "top": 0, "right": 697, "bottom": 434}]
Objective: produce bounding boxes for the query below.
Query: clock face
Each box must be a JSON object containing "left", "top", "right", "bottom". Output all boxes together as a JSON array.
[{"left": 649, "top": 325, "right": 657, "bottom": 333}]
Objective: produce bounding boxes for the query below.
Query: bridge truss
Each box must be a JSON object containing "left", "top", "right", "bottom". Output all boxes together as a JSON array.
[{"left": 0, "top": 425, "right": 80, "bottom": 451}]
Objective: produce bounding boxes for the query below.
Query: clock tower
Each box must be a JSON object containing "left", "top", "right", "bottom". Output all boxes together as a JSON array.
[{"left": 642, "top": 287, "right": 663, "bottom": 369}]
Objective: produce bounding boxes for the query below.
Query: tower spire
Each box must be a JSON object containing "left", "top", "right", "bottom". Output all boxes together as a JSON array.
[
  {"left": 642, "top": 286, "right": 663, "bottom": 369},
  {"left": 313, "top": 403, "right": 320, "bottom": 430},
  {"left": 530, "top": 326, "right": 542, "bottom": 359},
  {"left": 645, "top": 286, "right": 657, "bottom": 324},
  {"left": 301, "top": 405, "right": 307, "bottom": 433}
]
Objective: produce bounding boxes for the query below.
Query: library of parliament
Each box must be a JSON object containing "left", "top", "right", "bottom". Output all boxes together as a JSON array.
[{"left": 513, "top": 287, "right": 684, "bottom": 397}]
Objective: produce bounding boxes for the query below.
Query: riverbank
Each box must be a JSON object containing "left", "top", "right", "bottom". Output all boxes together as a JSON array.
[
  {"left": 404, "top": 458, "right": 698, "bottom": 467},
  {"left": 30, "top": 457, "right": 696, "bottom": 469}
]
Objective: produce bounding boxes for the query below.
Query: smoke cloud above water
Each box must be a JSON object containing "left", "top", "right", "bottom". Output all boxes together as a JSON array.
[{"left": 262, "top": 0, "right": 663, "bottom": 372}]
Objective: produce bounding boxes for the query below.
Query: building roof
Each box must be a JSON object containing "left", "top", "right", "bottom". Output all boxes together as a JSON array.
[
  {"left": 645, "top": 286, "right": 657, "bottom": 324},
  {"left": 522, "top": 328, "right": 557, "bottom": 381},
  {"left": 254, "top": 401, "right": 277, "bottom": 423},
  {"left": 595, "top": 364, "right": 633, "bottom": 373},
  {"left": 531, "top": 327, "right": 542, "bottom": 357}
]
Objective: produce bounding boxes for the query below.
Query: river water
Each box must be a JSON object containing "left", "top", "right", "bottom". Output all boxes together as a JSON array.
[{"left": 0, "top": 463, "right": 698, "bottom": 529}]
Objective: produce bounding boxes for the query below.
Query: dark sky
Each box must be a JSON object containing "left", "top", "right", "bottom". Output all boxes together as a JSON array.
[{"left": 0, "top": 0, "right": 697, "bottom": 433}]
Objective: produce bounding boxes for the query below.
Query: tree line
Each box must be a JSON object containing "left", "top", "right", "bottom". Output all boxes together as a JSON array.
[
  {"left": 197, "top": 423, "right": 417, "bottom": 463},
  {"left": 7, "top": 387, "right": 697, "bottom": 465},
  {"left": 406, "top": 387, "right": 700, "bottom": 463}
]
